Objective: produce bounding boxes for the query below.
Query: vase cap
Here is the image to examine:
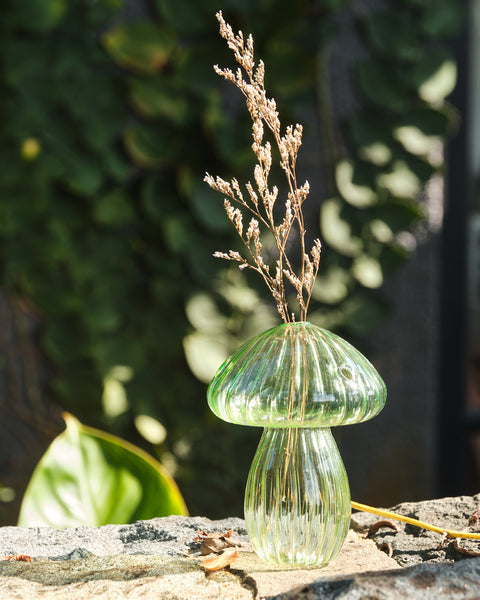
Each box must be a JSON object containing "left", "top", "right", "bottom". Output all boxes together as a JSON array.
[{"left": 207, "top": 322, "right": 386, "bottom": 428}]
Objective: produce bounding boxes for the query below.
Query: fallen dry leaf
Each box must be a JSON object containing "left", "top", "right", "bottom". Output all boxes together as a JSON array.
[
  {"left": 453, "top": 538, "right": 480, "bottom": 557},
  {"left": 366, "top": 520, "right": 399, "bottom": 538},
  {"left": 469, "top": 507, "right": 480, "bottom": 527},
  {"left": 195, "top": 529, "right": 240, "bottom": 555},
  {"left": 436, "top": 530, "right": 449, "bottom": 550},
  {"left": 200, "top": 537, "right": 237, "bottom": 555},
  {"left": 201, "top": 547, "right": 239, "bottom": 572},
  {"left": 379, "top": 542, "right": 393, "bottom": 557},
  {"left": 195, "top": 529, "right": 233, "bottom": 542},
  {"left": 1, "top": 554, "right": 32, "bottom": 562}
]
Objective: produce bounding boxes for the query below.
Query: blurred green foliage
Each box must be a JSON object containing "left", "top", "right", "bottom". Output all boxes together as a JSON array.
[{"left": 0, "top": 0, "right": 463, "bottom": 519}]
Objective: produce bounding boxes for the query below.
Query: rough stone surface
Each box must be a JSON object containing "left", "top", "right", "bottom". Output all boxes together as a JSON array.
[
  {"left": 0, "top": 516, "right": 249, "bottom": 560},
  {"left": 1, "top": 495, "right": 480, "bottom": 599},
  {"left": 271, "top": 560, "right": 480, "bottom": 600},
  {"left": 351, "top": 493, "right": 480, "bottom": 567}
]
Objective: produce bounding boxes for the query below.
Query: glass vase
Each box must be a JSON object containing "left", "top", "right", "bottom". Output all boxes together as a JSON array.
[
  {"left": 245, "top": 426, "right": 350, "bottom": 567},
  {"left": 207, "top": 322, "right": 386, "bottom": 568}
]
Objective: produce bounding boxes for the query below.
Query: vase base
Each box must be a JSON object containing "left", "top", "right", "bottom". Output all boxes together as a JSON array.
[
  {"left": 254, "top": 551, "right": 333, "bottom": 568},
  {"left": 251, "top": 522, "right": 349, "bottom": 568}
]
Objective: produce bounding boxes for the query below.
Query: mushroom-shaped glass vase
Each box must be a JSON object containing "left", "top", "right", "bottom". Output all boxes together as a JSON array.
[{"left": 207, "top": 322, "right": 386, "bottom": 567}]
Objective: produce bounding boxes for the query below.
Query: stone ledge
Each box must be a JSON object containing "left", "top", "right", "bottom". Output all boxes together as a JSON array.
[{"left": 1, "top": 495, "right": 479, "bottom": 599}]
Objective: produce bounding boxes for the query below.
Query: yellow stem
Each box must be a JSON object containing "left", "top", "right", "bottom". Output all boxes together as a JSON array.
[{"left": 351, "top": 500, "right": 480, "bottom": 540}]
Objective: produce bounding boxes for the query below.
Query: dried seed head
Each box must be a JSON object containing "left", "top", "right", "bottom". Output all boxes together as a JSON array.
[{"left": 206, "top": 14, "right": 321, "bottom": 323}]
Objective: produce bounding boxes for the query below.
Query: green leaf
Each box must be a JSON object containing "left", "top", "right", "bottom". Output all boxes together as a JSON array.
[
  {"left": 265, "top": 41, "right": 316, "bottom": 95},
  {"left": 312, "top": 265, "right": 351, "bottom": 305},
  {"left": 185, "top": 292, "right": 228, "bottom": 333},
  {"left": 154, "top": 0, "right": 218, "bottom": 35},
  {"left": 366, "top": 11, "right": 420, "bottom": 61},
  {"left": 376, "top": 160, "right": 422, "bottom": 198},
  {"left": 342, "top": 292, "right": 390, "bottom": 336},
  {"left": 10, "top": 0, "right": 67, "bottom": 32},
  {"left": 124, "top": 123, "right": 181, "bottom": 168},
  {"left": 421, "top": 1, "right": 466, "bottom": 37},
  {"left": 203, "top": 102, "right": 251, "bottom": 167},
  {"left": 396, "top": 107, "right": 452, "bottom": 137},
  {"left": 183, "top": 332, "right": 230, "bottom": 384},
  {"left": 18, "top": 413, "right": 188, "bottom": 528},
  {"left": 410, "top": 52, "right": 457, "bottom": 102},
  {"left": 378, "top": 243, "right": 409, "bottom": 275},
  {"left": 349, "top": 114, "right": 394, "bottom": 166},
  {"left": 189, "top": 178, "right": 232, "bottom": 234},
  {"left": 355, "top": 61, "right": 409, "bottom": 113},
  {"left": 372, "top": 198, "right": 425, "bottom": 233},
  {"left": 321, "top": 198, "right": 364, "bottom": 257},
  {"left": 335, "top": 160, "right": 378, "bottom": 208},
  {"left": 392, "top": 107, "right": 453, "bottom": 157},
  {"left": 351, "top": 254, "right": 384, "bottom": 289},
  {"left": 103, "top": 21, "right": 174, "bottom": 75},
  {"left": 92, "top": 189, "right": 134, "bottom": 226},
  {"left": 176, "top": 44, "right": 225, "bottom": 95},
  {"left": 141, "top": 173, "right": 175, "bottom": 222},
  {"left": 129, "top": 78, "right": 191, "bottom": 125},
  {"left": 62, "top": 154, "right": 104, "bottom": 196}
]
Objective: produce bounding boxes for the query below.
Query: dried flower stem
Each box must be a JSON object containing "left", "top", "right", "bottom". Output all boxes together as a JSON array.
[{"left": 205, "top": 12, "right": 321, "bottom": 323}]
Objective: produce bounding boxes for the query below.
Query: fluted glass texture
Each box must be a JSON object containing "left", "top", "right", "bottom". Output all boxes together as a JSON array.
[
  {"left": 245, "top": 427, "right": 350, "bottom": 566},
  {"left": 207, "top": 322, "right": 386, "bottom": 427}
]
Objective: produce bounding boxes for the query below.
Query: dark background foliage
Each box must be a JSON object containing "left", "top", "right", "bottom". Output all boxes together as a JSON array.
[{"left": 0, "top": 0, "right": 464, "bottom": 523}]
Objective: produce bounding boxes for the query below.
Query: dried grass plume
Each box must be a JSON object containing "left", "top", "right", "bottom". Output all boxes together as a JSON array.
[{"left": 205, "top": 11, "right": 321, "bottom": 323}]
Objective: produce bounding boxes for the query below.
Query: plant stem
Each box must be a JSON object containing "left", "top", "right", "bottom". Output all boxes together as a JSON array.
[{"left": 315, "top": 51, "right": 339, "bottom": 197}]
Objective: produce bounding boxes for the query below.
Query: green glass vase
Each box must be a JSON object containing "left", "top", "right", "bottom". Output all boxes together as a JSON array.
[
  {"left": 245, "top": 427, "right": 350, "bottom": 566},
  {"left": 207, "top": 322, "right": 386, "bottom": 567}
]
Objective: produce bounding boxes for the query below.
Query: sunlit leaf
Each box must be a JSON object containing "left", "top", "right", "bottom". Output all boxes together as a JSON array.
[
  {"left": 352, "top": 255, "right": 383, "bottom": 289},
  {"left": 103, "top": 378, "right": 128, "bottom": 417},
  {"left": 369, "top": 219, "right": 394, "bottom": 244},
  {"left": 183, "top": 332, "right": 230, "bottom": 383},
  {"left": 377, "top": 161, "right": 421, "bottom": 198},
  {"left": 418, "top": 59, "right": 457, "bottom": 103},
  {"left": 185, "top": 293, "right": 228, "bottom": 333},
  {"left": 129, "top": 78, "right": 191, "bottom": 125},
  {"left": 18, "top": 413, "right": 188, "bottom": 528},
  {"left": 312, "top": 266, "right": 351, "bottom": 304},
  {"left": 124, "top": 123, "right": 181, "bottom": 168},
  {"left": 321, "top": 198, "right": 363, "bottom": 257},
  {"left": 410, "top": 52, "right": 457, "bottom": 102},
  {"left": 349, "top": 114, "right": 394, "bottom": 166},
  {"left": 135, "top": 415, "right": 167, "bottom": 445},
  {"left": 103, "top": 21, "right": 174, "bottom": 74},
  {"left": 393, "top": 125, "right": 441, "bottom": 157},
  {"left": 335, "top": 160, "right": 378, "bottom": 208}
]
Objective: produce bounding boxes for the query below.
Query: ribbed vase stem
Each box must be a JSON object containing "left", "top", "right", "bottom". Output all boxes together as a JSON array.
[{"left": 244, "top": 427, "right": 351, "bottom": 567}]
